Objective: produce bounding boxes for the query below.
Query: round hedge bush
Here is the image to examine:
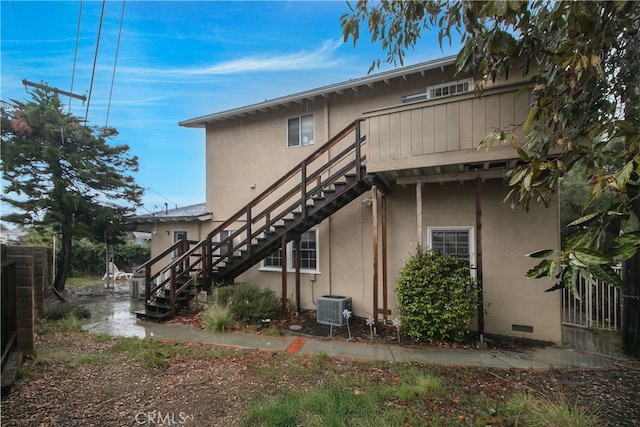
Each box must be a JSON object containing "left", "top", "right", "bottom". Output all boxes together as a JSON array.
[{"left": 395, "top": 249, "right": 478, "bottom": 343}]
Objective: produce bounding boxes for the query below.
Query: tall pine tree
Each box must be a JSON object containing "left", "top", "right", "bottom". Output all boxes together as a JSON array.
[{"left": 1, "top": 87, "right": 143, "bottom": 291}]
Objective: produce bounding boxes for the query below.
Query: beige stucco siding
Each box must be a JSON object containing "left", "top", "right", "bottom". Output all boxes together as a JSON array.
[
  {"left": 205, "top": 64, "right": 483, "bottom": 221},
  {"left": 480, "top": 180, "right": 561, "bottom": 342},
  {"left": 235, "top": 177, "right": 561, "bottom": 342},
  {"left": 381, "top": 180, "right": 561, "bottom": 342},
  {"left": 188, "top": 60, "right": 562, "bottom": 342},
  {"left": 149, "top": 221, "right": 206, "bottom": 276}
]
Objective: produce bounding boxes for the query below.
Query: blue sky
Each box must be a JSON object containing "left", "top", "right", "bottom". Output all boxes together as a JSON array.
[{"left": 1, "top": 1, "right": 460, "bottom": 215}]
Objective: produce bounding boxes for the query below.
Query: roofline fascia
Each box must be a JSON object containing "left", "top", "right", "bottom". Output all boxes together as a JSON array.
[{"left": 178, "top": 56, "right": 457, "bottom": 128}]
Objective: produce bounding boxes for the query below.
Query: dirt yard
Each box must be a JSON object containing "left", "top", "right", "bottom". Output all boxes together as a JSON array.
[
  {"left": 2, "top": 284, "right": 639, "bottom": 426},
  {"left": 1, "top": 325, "right": 639, "bottom": 426}
]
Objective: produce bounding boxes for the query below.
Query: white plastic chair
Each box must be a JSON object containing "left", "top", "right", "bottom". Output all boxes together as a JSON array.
[{"left": 102, "top": 262, "right": 133, "bottom": 281}]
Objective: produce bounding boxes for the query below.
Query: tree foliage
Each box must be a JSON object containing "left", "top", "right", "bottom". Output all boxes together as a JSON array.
[
  {"left": 395, "top": 250, "right": 478, "bottom": 343},
  {"left": 67, "top": 238, "right": 150, "bottom": 276},
  {"left": 1, "top": 87, "right": 143, "bottom": 290},
  {"left": 342, "top": 0, "right": 640, "bottom": 357}
]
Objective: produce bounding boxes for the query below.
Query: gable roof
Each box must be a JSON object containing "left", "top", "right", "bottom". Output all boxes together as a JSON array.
[
  {"left": 179, "top": 56, "right": 457, "bottom": 128},
  {"left": 126, "top": 203, "right": 211, "bottom": 224}
]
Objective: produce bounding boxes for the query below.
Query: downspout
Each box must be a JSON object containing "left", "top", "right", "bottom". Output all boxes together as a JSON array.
[
  {"left": 372, "top": 186, "right": 379, "bottom": 322},
  {"left": 416, "top": 182, "right": 423, "bottom": 247},
  {"left": 475, "top": 178, "right": 485, "bottom": 343},
  {"left": 324, "top": 98, "right": 332, "bottom": 296}
]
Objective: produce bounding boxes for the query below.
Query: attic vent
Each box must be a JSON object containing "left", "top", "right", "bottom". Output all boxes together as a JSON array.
[
  {"left": 317, "top": 295, "right": 352, "bottom": 326},
  {"left": 427, "top": 78, "right": 474, "bottom": 100},
  {"left": 401, "top": 92, "right": 428, "bottom": 104}
]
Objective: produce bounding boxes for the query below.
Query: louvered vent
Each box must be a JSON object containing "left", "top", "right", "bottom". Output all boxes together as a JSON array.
[{"left": 317, "top": 295, "right": 352, "bottom": 327}]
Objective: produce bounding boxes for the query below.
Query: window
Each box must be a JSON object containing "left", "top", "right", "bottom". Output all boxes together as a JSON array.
[
  {"left": 427, "top": 227, "right": 475, "bottom": 275},
  {"left": 287, "top": 114, "right": 314, "bottom": 148},
  {"left": 262, "top": 229, "right": 319, "bottom": 272},
  {"left": 401, "top": 79, "right": 474, "bottom": 104},
  {"left": 427, "top": 79, "right": 474, "bottom": 100}
]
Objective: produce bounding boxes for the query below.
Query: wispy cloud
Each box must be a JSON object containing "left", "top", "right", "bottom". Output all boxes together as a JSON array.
[{"left": 120, "top": 39, "right": 343, "bottom": 77}]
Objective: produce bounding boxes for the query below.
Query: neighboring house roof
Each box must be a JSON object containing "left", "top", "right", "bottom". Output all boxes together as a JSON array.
[
  {"left": 0, "top": 223, "right": 27, "bottom": 243},
  {"left": 126, "top": 203, "right": 211, "bottom": 224},
  {"left": 132, "top": 231, "right": 152, "bottom": 240},
  {"left": 179, "top": 56, "right": 457, "bottom": 127}
]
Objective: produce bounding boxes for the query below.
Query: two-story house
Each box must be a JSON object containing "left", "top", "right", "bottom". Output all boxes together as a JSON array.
[{"left": 135, "top": 56, "right": 561, "bottom": 343}]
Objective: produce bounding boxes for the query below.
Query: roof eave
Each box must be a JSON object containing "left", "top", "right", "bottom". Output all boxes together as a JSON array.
[{"left": 178, "top": 56, "right": 457, "bottom": 128}]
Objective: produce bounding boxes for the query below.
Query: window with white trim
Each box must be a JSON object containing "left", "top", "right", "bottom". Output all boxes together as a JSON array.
[
  {"left": 262, "top": 229, "right": 319, "bottom": 273},
  {"left": 402, "top": 78, "right": 474, "bottom": 104},
  {"left": 287, "top": 114, "right": 314, "bottom": 147},
  {"left": 427, "top": 78, "right": 474, "bottom": 100},
  {"left": 427, "top": 226, "right": 475, "bottom": 275}
]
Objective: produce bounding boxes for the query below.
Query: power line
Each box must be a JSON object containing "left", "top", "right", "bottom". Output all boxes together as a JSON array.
[
  {"left": 105, "top": 0, "right": 126, "bottom": 128},
  {"left": 68, "top": 0, "right": 83, "bottom": 114},
  {"left": 80, "top": 0, "right": 106, "bottom": 144}
]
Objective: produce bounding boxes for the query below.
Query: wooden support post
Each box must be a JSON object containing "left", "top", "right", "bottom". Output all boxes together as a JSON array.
[
  {"left": 381, "top": 192, "right": 388, "bottom": 322},
  {"left": 372, "top": 187, "right": 379, "bottom": 322},
  {"left": 293, "top": 236, "right": 301, "bottom": 315},
  {"left": 281, "top": 235, "right": 288, "bottom": 318},
  {"left": 170, "top": 268, "right": 176, "bottom": 316},
  {"left": 416, "top": 182, "right": 423, "bottom": 247},
  {"left": 145, "top": 265, "right": 151, "bottom": 304}
]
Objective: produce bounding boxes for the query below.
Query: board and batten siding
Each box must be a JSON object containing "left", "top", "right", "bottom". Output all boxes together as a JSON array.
[{"left": 364, "top": 85, "right": 530, "bottom": 172}]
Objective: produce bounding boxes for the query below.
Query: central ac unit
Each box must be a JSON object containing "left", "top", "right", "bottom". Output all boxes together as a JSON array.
[{"left": 317, "top": 295, "right": 352, "bottom": 326}]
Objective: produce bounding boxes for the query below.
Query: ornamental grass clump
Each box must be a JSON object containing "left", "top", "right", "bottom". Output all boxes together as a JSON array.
[
  {"left": 204, "top": 301, "right": 233, "bottom": 333},
  {"left": 395, "top": 249, "right": 478, "bottom": 343}
]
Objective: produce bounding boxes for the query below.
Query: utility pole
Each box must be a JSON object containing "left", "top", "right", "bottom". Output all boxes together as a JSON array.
[{"left": 22, "top": 79, "right": 86, "bottom": 102}]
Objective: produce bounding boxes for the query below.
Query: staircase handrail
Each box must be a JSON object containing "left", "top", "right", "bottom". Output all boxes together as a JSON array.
[
  {"left": 206, "top": 119, "right": 364, "bottom": 240},
  {"left": 140, "top": 118, "right": 367, "bottom": 318}
]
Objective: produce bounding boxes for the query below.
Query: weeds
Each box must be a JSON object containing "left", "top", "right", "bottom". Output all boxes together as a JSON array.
[
  {"left": 396, "top": 373, "right": 446, "bottom": 405},
  {"left": 42, "top": 302, "right": 90, "bottom": 321},
  {"left": 506, "top": 391, "right": 601, "bottom": 426},
  {"left": 36, "top": 315, "right": 84, "bottom": 335},
  {"left": 244, "top": 384, "right": 415, "bottom": 427},
  {"left": 108, "top": 337, "right": 182, "bottom": 368}
]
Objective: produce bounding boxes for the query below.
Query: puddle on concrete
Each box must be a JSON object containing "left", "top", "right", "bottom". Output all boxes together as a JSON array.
[
  {"left": 82, "top": 297, "right": 148, "bottom": 338},
  {"left": 78, "top": 285, "right": 150, "bottom": 338}
]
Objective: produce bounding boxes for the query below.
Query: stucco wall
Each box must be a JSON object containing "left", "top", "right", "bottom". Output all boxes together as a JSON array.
[
  {"left": 194, "top": 61, "right": 561, "bottom": 342},
  {"left": 236, "top": 178, "right": 561, "bottom": 342},
  {"left": 149, "top": 221, "right": 207, "bottom": 276},
  {"left": 205, "top": 63, "right": 484, "bottom": 220}
]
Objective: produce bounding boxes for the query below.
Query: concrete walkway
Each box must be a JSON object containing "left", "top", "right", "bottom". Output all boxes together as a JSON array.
[{"left": 80, "top": 288, "right": 634, "bottom": 370}]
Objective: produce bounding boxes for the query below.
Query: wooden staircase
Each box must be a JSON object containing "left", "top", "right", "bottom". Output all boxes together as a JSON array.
[{"left": 136, "top": 119, "right": 377, "bottom": 321}]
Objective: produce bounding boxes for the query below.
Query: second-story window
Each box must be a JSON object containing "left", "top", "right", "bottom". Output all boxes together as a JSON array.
[{"left": 287, "top": 114, "right": 314, "bottom": 148}]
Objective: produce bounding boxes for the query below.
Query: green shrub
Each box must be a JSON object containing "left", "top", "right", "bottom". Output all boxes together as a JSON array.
[
  {"left": 395, "top": 249, "right": 478, "bottom": 342},
  {"left": 211, "top": 283, "right": 282, "bottom": 324},
  {"left": 42, "top": 302, "right": 91, "bottom": 321},
  {"left": 204, "top": 302, "right": 234, "bottom": 332}
]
